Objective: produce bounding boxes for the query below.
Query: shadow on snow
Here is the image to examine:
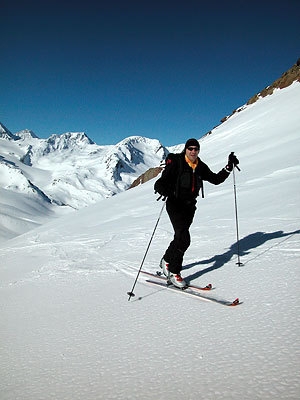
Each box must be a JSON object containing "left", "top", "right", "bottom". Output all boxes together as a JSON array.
[{"left": 184, "top": 229, "right": 300, "bottom": 282}]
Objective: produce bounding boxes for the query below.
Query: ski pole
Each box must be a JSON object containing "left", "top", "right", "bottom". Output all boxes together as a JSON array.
[
  {"left": 127, "top": 200, "right": 166, "bottom": 301},
  {"left": 232, "top": 164, "right": 243, "bottom": 266}
]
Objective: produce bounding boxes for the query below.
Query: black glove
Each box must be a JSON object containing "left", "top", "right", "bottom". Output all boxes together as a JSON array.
[
  {"left": 154, "top": 191, "right": 167, "bottom": 201},
  {"left": 226, "top": 152, "right": 240, "bottom": 172},
  {"left": 154, "top": 179, "right": 169, "bottom": 200}
]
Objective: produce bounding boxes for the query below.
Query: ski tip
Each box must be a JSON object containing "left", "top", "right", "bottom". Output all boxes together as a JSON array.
[
  {"left": 229, "top": 298, "right": 240, "bottom": 306},
  {"left": 204, "top": 283, "right": 212, "bottom": 290}
]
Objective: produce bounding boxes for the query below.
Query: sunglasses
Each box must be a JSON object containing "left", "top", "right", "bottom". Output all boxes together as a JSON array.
[{"left": 187, "top": 147, "right": 199, "bottom": 151}]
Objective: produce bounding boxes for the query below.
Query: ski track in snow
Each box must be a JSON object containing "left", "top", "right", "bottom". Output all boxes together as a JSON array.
[{"left": 1, "top": 208, "right": 299, "bottom": 400}]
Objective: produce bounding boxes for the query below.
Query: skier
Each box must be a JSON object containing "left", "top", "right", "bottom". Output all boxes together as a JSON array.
[{"left": 154, "top": 138, "right": 239, "bottom": 288}]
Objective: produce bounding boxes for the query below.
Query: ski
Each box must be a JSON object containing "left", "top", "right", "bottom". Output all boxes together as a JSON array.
[
  {"left": 145, "top": 279, "right": 240, "bottom": 307},
  {"left": 141, "top": 270, "right": 213, "bottom": 292}
]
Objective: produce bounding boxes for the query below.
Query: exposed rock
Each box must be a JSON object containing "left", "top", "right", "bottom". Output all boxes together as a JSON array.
[
  {"left": 129, "top": 167, "right": 163, "bottom": 189},
  {"left": 221, "top": 59, "right": 300, "bottom": 121}
]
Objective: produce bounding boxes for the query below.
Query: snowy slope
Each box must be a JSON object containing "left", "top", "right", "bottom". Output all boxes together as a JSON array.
[{"left": 0, "top": 83, "right": 300, "bottom": 400}]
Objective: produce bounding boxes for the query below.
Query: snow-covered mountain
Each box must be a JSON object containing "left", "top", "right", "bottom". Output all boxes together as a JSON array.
[
  {"left": 0, "top": 127, "right": 167, "bottom": 241},
  {"left": 1, "top": 60, "right": 299, "bottom": 244},
  {"left": 1, "top": 80, "right": 299, "bottom": 400}
]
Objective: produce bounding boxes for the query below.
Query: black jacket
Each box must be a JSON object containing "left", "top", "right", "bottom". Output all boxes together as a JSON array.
[{"left": 154, "top": 153, "right": 230, "bottom": 203}]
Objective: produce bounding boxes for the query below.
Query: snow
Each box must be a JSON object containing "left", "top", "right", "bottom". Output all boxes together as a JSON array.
[
  {"left": 0, "top": 132, "right": 167, "bottom": 241},
  {"left": 1, "top": 83, "right": 300, "bottom": 400}
]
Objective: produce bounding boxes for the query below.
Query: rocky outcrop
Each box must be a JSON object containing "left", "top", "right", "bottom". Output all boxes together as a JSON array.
[
  {"left": 129, "top": 167, "right": 163, "bottom": 189},
  {"left": 221, "top": 59, "right": 300, "bottom": 123},
  {"left": 247, "top": 59, "right": 300, "bottom": 105}
]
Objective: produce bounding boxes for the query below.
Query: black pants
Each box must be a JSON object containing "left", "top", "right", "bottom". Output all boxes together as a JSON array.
[{"left": 163, "top": 198, "right": 196, "bottom": 274}]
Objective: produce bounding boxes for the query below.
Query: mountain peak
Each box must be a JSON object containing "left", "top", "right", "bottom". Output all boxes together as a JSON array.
[
  {"left": 16, "top": 129, "right": 39, "bottom": 140},
  {"left": 47, "top": 132, "right": 94, "bottom": 149},
  {"left": 0, "top": 122, "right": 19, "bottom": 140}
]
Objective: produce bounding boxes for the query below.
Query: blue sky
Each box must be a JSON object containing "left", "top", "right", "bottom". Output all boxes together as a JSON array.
[{"left": 1, "top": 1, "right": 299, "bottom": 146}]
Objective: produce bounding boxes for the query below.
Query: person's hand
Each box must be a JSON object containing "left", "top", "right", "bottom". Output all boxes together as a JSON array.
[
  {"left": 226, "top": 152, "right": 240, "bottom": 171},
  {"left": 155, "top": 191, "right": 167, "bottom": 201}
]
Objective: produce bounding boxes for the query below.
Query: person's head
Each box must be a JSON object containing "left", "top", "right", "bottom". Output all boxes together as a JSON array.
[{"left": 184, "top": 138, "right": 200, "bottom": 162}]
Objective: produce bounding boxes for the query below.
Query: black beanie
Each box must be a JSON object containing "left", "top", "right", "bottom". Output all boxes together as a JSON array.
[{"left": 184, "top": 138, "right": 200, "bottom": 150}]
